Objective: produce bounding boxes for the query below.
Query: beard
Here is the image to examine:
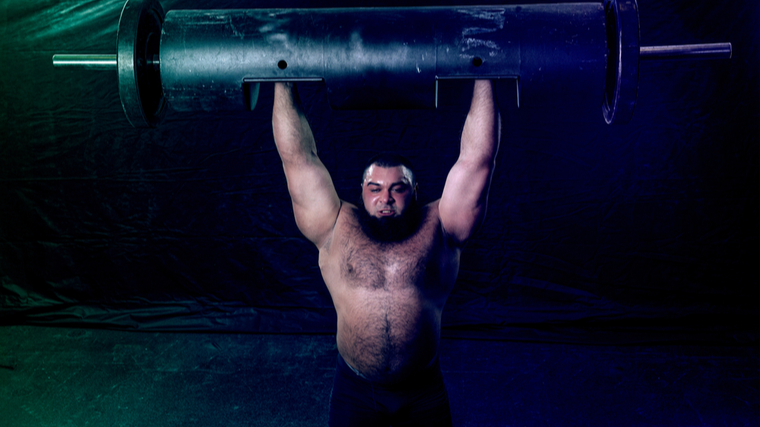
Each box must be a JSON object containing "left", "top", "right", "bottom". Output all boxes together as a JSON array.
[{"left": 357, "top": 198, "right": 423, "bottom": 243}]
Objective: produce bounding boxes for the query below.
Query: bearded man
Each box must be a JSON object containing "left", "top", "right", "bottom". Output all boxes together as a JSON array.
[{"left": 272, "top": 80, "right": 501, "bottom": 426}]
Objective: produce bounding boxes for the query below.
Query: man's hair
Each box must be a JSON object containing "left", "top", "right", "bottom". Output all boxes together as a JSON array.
[{"left": 362, "top": 153, "right": 417, "bottom": 187}]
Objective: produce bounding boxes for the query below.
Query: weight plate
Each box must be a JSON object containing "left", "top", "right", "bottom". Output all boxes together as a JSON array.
[
  {"left": 602, "top": 0, "right": 640, "bottom": 125},
  {"left": 117, "top": 0, "right": 166, "bottom": 128}
]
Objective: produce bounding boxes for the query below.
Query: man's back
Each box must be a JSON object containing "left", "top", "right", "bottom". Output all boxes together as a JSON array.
[{"left": 319, "top": 201, "right": 461, "bottom": 383}]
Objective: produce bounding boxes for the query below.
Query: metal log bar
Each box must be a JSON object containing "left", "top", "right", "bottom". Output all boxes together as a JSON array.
[
  {"left": 52, "top": 43, "right": 733, "bottom": 71},
  {"left": 50, "top": 0, "right": 734, "bottom": 127},
  {"left": 159, "top": 5, "right": 607, "bottom": 112}
]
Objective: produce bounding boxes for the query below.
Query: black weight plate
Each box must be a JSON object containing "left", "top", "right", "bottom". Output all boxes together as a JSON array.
[{"left": 117, "top": 0, "right": 166, "bottom": 128}]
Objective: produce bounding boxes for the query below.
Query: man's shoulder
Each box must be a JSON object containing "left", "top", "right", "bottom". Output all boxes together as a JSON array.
[
  {"left": 330, "top": 201, "right": 360, "bottom": 236},
  {"left": 337, "top": 201, "right": 359, "bottom": 218},
  {"left": 425, "top": 199, "right": 441, "bottom": 215}
]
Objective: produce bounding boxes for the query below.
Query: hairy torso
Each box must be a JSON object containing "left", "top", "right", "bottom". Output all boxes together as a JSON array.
[{"left": 319, "top": 201, "right": 461, "bottom": 383}]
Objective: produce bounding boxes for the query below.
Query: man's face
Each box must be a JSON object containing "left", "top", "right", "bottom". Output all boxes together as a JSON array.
[{"left": 361, "top": 165, "right": 416, "bottom": 218}]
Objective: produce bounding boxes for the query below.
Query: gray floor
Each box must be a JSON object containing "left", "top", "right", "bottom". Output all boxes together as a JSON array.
[{"left": 1, "top": 326, "right": 758, "bottom": 426}]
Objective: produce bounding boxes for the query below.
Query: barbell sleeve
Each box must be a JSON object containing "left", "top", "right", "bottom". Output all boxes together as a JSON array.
[
  {"left": 640, "top": 43, "right": 732, "bottom": 60},
  {"left": 52, "top": 54, "right": 118, "bottom": 70},
  {"left": 52, "top": 54, "right": 161, "bottom": 69}
]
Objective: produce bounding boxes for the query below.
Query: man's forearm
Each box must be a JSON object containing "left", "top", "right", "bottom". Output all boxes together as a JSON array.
[
  {"left": 461, "top": 80, "right": 501, "bottom": 165},
  {"left": 272, "top": 82, "right": 318, "bottom": 163}
]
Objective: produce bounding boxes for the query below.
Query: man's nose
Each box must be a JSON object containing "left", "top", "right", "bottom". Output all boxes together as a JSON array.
[{"left": 381, "top": 189, "right": 394, "bottom": 204}]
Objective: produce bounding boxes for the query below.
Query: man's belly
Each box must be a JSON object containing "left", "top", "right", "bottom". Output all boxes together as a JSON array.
[{"left": 334, "top": 288, "right": 442, "bottom": 384}]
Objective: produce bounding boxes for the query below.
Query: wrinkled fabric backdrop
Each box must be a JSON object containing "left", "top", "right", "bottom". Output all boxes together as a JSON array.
[{"left": 1, "top": 0, "right": 758, "bottom": 344}]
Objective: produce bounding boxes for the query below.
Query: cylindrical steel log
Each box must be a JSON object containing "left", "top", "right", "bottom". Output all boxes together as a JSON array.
[{"left": 159, "top": 4, "right": 607, "bottom": 113}]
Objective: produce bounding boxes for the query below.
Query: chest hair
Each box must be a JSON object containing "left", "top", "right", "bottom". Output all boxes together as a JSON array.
[{"left": 339, "top": 216, "right": 442, "bottom": 291}]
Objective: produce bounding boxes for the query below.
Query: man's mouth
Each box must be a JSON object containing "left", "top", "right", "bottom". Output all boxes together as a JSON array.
[{"left": 378, "top": 209, "right": 395, "bottom": 216}]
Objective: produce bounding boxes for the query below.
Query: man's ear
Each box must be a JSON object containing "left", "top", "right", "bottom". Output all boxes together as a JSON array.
[{"left": 414, "top": 183, "right": 419, "bottom": 200}]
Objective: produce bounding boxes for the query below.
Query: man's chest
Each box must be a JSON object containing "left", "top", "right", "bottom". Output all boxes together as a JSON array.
[
  {"left": 339, "top": 240, "right": 432, "bottom": 290},
  {"left": 324, "top": 217, "right": 455, "bottom": 293}
]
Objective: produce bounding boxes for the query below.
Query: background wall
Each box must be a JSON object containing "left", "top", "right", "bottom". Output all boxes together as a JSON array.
[{"left": 1, "top": 0, "right": 758, "bottom": 344}]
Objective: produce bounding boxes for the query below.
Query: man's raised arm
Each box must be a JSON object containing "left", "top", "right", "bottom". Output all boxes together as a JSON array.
[
  {"left": 439, "top": 80, "right": 502, "bottom": 245},
  {"left": 272, "top": 83, "right": 341, "bottom": 248}
]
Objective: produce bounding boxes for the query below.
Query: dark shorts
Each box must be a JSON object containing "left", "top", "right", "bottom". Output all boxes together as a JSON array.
[{"left": 328, "top": 354, "right": 453, "bottom": 427}]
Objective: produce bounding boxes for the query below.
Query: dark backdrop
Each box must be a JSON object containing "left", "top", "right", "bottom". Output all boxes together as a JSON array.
[{"left": 1, "top": 0, "right": 758, "bottom": 344}]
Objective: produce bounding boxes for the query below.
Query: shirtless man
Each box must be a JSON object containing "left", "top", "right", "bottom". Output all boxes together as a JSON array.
[{"left": 272, "top": 80, "right": 501, "bottom": 426}]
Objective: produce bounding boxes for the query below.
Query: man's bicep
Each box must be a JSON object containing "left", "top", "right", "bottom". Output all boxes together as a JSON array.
[
  {"left": 283, "top": 156, "right": 341, "bottom": 246},
  {"left": 439, "top": 159, "right": 493, "bottom": 245}
]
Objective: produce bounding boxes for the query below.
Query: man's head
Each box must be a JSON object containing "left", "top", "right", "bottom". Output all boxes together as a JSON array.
[{"left": 357, "top": 154, "right": 421, "bottom": 242}]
